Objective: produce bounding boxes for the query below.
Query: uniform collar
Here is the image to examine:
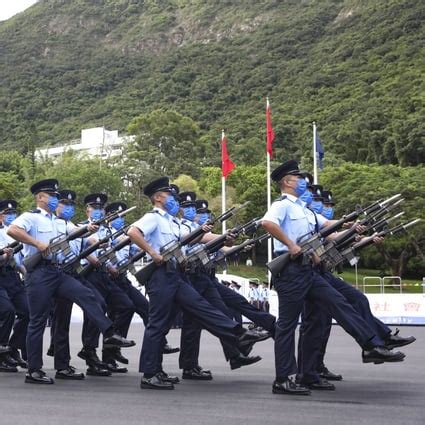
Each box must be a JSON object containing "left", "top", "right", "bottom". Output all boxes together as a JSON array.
[
  {"left": 38, "top": 207, "right": 56, "bottom": 218},
  {"left": 281, "top": 193, "right": 298, "bottom": 203},
  {"left": 153, "top": 206, "right": 167, "bottom": 216}
]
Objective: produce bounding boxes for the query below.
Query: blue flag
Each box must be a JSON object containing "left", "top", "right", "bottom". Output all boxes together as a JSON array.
[{"left": 315, "top": 131, "right": 325, "bottom": 170}]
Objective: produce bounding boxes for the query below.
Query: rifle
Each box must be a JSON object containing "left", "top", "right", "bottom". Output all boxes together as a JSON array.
[
  {"left": 184, "top": 218, "right": 260, "bottom": 269},
  {"left": 326, "top": 219, "right": 421, "bottom": 270},
  {"left": 61, "top": 227, "right": 128, "bottom": 274},
  {"left": 266, "top": 193, "right": 402, "bottom": 277},
  {"left": 324, "top": 198, "right": 405, "bottom": 251},
  {"left": 320, "top": 213, "right": 405, "bottom": 270},
  {"left": 133, "top": 202, "right": 250, "bottom": 285},
  {"left": 23, "top": 206, "right": 136, "bottom": 272},
  {"left": 220, "top": 233, "right": 270, "bottom": 259},
  {"left": 0, "top": 240, "right": 21, "bottom": 256},
  {"left": 116, "top": 250, "right": 146, "bottom": 276},
  {"left": 0, "top": 241, "right": 24, "bottom": 268},
  {"left": 78, "top": 235, "right": 132, "bottom": 277}
]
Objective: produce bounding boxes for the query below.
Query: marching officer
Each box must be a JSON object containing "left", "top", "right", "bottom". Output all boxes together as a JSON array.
[
  {"left": 177, "top": 191, "right": 262, "bottom": 380},
  {"left": 261, "top": 160, "right": 405, "bottom": 395},
  {"left": 102, "top": 201, "right": 150, "bottom": 367},
  {"left": 7, "top": 179, "right": 134, "bottom": 384},
  {"left": 76, "top": 193, "right": 135, "bottom": 375},
  {"left": 0, "top": 199, "right": 28, "bottom": 370},
  {"left": 128, "top": 177, "right": 265, "bottom": 390}
]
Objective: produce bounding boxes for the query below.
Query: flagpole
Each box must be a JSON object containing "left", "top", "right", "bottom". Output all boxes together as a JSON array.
[
  {"left": 221, "top": 129, "right": 227, "bottom": 236},
  {"left": 313, "top": 121, "right": 318, "bottom": 184},
  {"left": 266, "top": 98, "right": 273, "bottom": 287}
]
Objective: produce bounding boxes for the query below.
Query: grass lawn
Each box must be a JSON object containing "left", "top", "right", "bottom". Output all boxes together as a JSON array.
[{"left": 224, "top": 264, "right": 424, "bottom": 294}]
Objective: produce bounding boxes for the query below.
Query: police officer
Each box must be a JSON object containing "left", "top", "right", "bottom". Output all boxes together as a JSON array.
[
  {"left": 128, "top": 177, "right": 265, "bottom": 390},
  {"left": 48, "top": 189, "right": 111, "bottom": 379},
  {"left": 0, "top": 199, "right": 28, "bottom": 371},
  {"left": 261, "top": 282, "right": 270, "bottom": 313},
  {"left": 102, "top": 201, "right": 150, "bottom": 368},
  {"left": 7, "top": 179, "right": 134, "bottom": 384},
  {"left": 194, "top": 200, "right": 276, "bottom": 336},
  {"left": 261, "top": 161, "right": 405, "bottom": 395},
  {"left": 298, "top": 189, "right": 416, "bottom": 387},
  {"left": 248, "top": 280, "right": 260, "bottom": 309},
  {"left": 178, "top": 191, "right": 262, "bottom": 380}
]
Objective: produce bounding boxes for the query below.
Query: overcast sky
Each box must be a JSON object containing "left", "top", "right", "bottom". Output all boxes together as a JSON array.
[{"left": 0, "top": 0, "right": 38, "bottom": 21}]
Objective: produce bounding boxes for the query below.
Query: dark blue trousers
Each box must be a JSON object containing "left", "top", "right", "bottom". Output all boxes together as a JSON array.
[
  {"left": 179, "top": 271, "right": 238, "bottom": 369},
  {"left": 51, "top": 297, "right": 73, "bottom": 370},
  {"left": 0, "top": 269, "right": 29, "bottom": 352},
  {"left": 25, "top": 264, "right": 112, "bottom": 372},
  {"left": 212, "top": 278, "right": 276, "bottom": 333},
  {"left": 298, "top": 271, "right": 391, "bottom": 382},
  {"left": 113, "top": 275, "right": 149, "bottom": 330},
  {"left": 49, "top": 275, "right": 106, "bottom": 370},
  {"left": 0, "top": 286, "right": 16, "bottom": 346},
  {"left": 139, "top": 266, "right": 240, "bottom": 375},
  {"left": 83, "top": 270, "right": 134, "bottom": 348},
  {"left": 273, "top": 262, "right": 382, "bottom": 380}
]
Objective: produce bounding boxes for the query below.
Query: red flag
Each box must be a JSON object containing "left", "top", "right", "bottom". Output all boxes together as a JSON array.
[
  {"left": 221, "top": 131, "right": 236, "bottom": 178},
  {"left": 266, "top": 98, "right": 275, "bottom": 158}
]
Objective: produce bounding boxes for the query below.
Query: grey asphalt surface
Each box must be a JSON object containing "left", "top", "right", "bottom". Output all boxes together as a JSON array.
[{"left": 0, "top": 324, "right": 423, "bottom": 425}]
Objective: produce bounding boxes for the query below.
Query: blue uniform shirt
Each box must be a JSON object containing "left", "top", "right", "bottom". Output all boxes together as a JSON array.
[
  {"left": 110, "top": 227, "right": 140, "bottom": 265},
  {"left": 55, "top": 218, "right": 82, "bottom": 257},
  {"left": 131, "top": 207, "right": 181, "bottom": 256},
  {"left": 11, "top": 208, "right": 60, "bottom": 260},
  {"left": 262, "top": 193, "right": 327, "bottom": 255},
  {"left": 180, "top": 218, "right": 202, "bottom": 255},
  {"left": 0, "top": 225, "right": 24, "bottom": 266}
]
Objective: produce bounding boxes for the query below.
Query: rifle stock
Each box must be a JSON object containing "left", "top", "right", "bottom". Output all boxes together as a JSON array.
[{"left": 0, "top": 240, "right": 20, "bottom": 256}]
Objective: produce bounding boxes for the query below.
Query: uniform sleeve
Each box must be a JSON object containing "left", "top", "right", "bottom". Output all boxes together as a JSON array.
[
  {"left": 131, "top": 214, "right": 158, "bottom": 238},
  {"left": 262, "top": 200, "right": 287, "bottom": 226},
  {"left": 66, "top": 222, "right": 77, "bottom": 233},
  {"left": 11, "top": 212, "right": 34, "bottom": 233}
]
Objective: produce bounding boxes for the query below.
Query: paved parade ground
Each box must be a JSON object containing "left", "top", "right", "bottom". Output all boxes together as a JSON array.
[{"left": 0, "top": 324, "right": 423, "bottom": 425}]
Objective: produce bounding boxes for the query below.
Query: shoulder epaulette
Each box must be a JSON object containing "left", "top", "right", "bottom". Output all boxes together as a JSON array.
[
  {"left": 273, "top": 195, "right": 287, "bottom": 203},
  {"left": 29, "top": 209, "right": 41, "bottom": 213},
  {"left": 146, "top": 210, "right": 160, "bottom": 214}
]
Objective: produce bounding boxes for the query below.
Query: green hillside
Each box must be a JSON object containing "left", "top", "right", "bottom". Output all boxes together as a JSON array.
[{"left": 1, "top": 0, "right": 424, "bottom": 166}]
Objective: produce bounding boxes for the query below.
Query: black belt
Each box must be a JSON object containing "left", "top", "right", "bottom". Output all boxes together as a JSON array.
[{"left": 38, "top": 259, "right": 58, "bottom": 267}]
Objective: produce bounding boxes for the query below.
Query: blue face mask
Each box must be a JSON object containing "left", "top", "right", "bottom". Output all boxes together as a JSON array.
[
  {"left": 182, "top": 206, "right": 197, "bottom": 221},
  {"left": 59, "top": 205, "right": 75, "bottom": 221},
  {"left": 294, "top": 178, "right": 307, "bottom": 196},
  {"left": 299, "top": 190, "right": 313, "bottom": 205},
  {"left": 47, "top": 195, "right": 59, "bottom": 212},
  {"left": 111, "top": 217, "right": 125, "bottom": 230},
  {"left": 4, "top": 213, "right": 17, "bottom": 226},
  {"left": 164, "top": 195, "right": 180, "bottom": 216},
  {"left": 90, "top": 209, "right": 105, "bottom": 221},
  {"left": 322, "top": 206, "right": 334, "bottom": 220},
  {"left": 310, "top": 200, "right": 323, "bottom": 214},
  {"left": 198, "top": 212, "right": 210, "bottom": 225}
]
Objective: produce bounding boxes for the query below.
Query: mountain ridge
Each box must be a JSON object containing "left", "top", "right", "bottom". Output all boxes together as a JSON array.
[{"left": 1, "top": 0, "right": 424, "bottom": 166}]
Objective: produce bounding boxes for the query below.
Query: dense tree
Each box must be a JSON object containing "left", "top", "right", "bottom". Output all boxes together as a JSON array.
[{"left": 0, "top": 1, "right": 424, "bottom": 168}]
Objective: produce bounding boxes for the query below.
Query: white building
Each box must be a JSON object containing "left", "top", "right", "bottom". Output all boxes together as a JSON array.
[{"left": 35, "top": 127, "right": 135, "bottom": 161}]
